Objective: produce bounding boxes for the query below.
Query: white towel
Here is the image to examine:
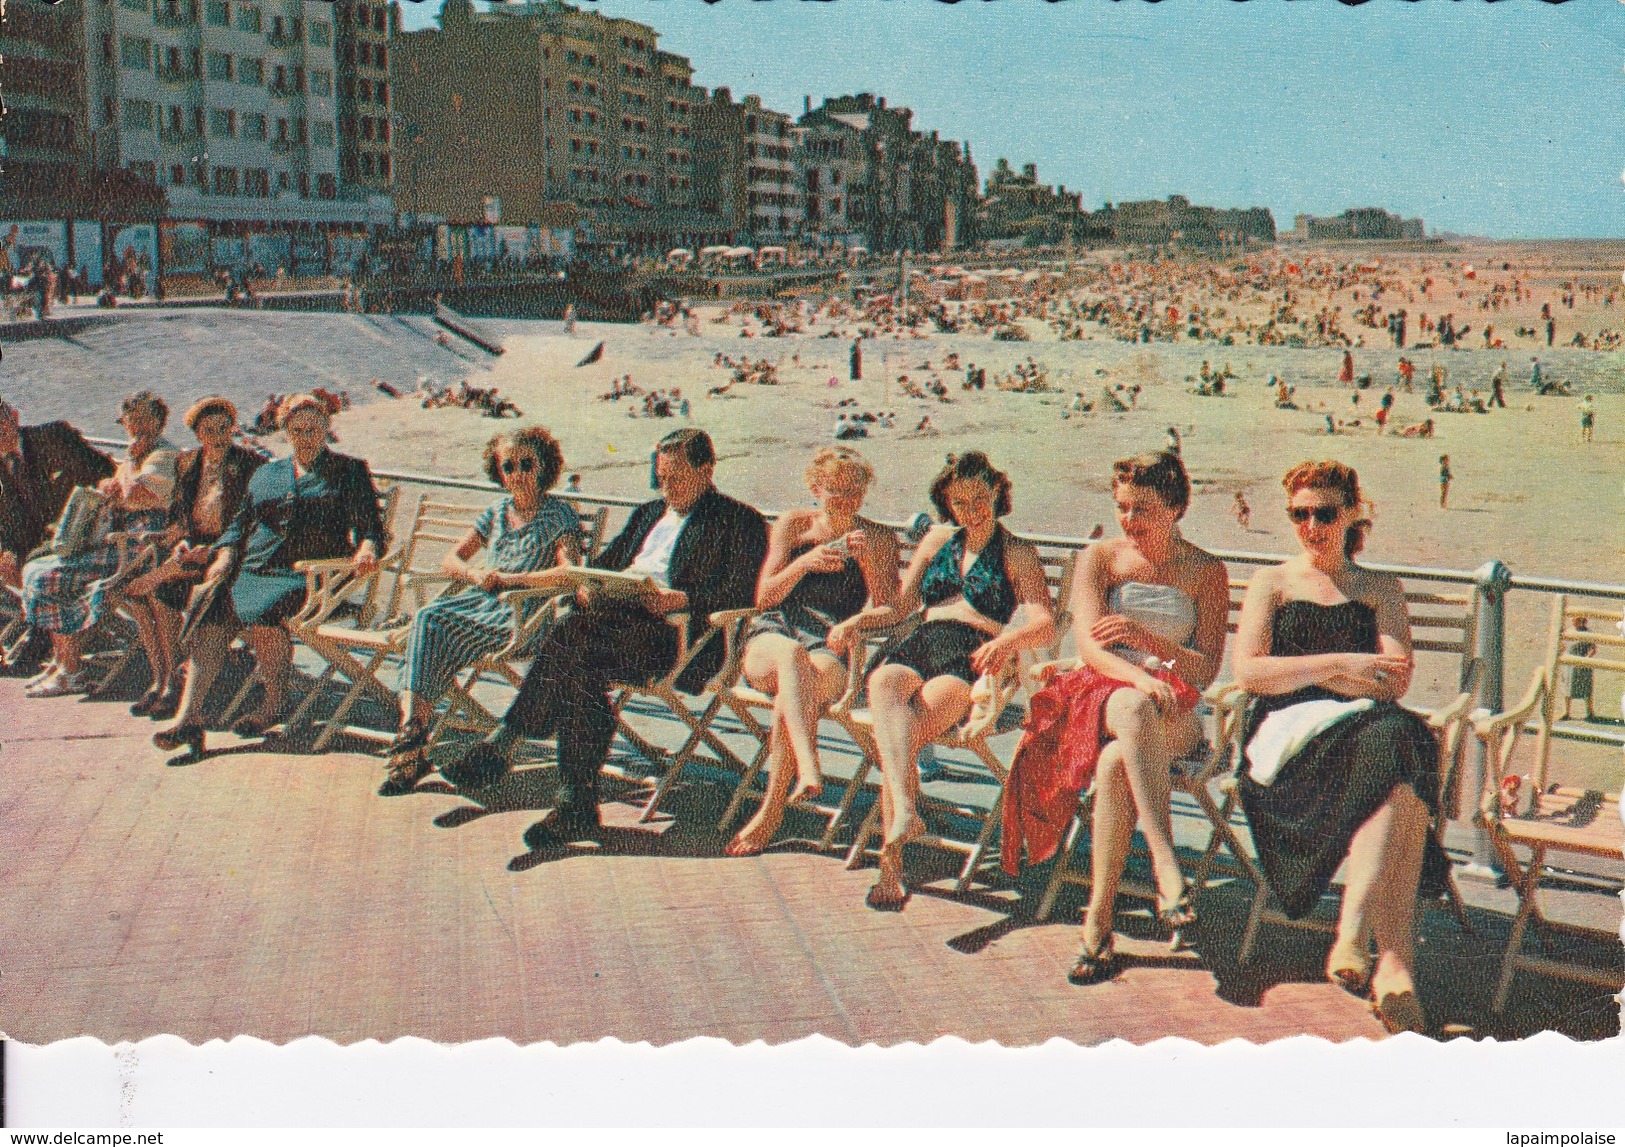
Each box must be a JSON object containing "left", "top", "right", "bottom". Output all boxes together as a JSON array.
[{"left": 1246, "top": 698, "right": 1375, "bottom": 787}]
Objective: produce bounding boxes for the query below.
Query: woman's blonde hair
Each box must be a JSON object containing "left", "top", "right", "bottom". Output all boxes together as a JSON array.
[
  {"left": 804, "top": 446, "right": 874, "bottom": 493},
  {"left": 183, "top": 396, "right": 237, "bottom": 433}
]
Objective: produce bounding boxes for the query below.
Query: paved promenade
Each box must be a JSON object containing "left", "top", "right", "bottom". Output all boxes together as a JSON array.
[{"left": 1, "top": 666, "right": 1618, "bottom": 1047}]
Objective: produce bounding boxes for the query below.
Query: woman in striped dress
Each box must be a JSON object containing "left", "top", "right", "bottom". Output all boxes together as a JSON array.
[{"left": 379, "top": 426, "right": 582, "bottom": 795}]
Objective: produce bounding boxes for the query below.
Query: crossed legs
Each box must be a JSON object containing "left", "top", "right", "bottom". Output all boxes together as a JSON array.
[
  {"left": 864, "top": 664, "right": 972, "bottom": 906},
  {"left": 1079, "top": 689, "right": 1202, "bottom": 954},
  {"left": 726, "top": 634, "right": 846, "bottom": 856},
  {"left": 1331, "top": 785, "right": 1429, "bottom": 1021}
]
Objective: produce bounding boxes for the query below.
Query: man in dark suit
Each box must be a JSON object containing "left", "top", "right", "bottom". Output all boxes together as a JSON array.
[
  {"left": 443, "top": 427, "right": 768, "bottom": 845},
  {"left": 0, "top": 398, "right": 116, "bottom": 589}
]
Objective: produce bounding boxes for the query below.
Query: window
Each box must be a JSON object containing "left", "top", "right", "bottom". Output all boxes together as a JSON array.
[
  {"left": 120, "top": 36, "right": 152, "bottom": 70},
  {"left": 245, "top": 168, "right": 270, "bottom": 196},
  {"left": 312, "top": 121, "right": 333, "bottom": 147},
  {"left": 212, "top": 166, "right": 238, "bottom": 194},
  {"left": 376, "top": 45, "right": 387, "bottom": 68},
  {"left": 361, "top": 153, "right": 374, "bottom": 176},
  {"left": 360, "top": 118, "right": 374, "bottom": 141},
  {"left": 240, "top": 57, "right": 263, "bottom": 85},
  {"left": 207, "top": 51, "right": 233, "bottom": 80},
  {"left": 309, "top": 20, "right": 330, "bottom": 46},
  {"left": 205, "top": 0, "right": 229, "bottom": 25},
  {"left": 209, "top": 108, "right": 235, "bottom": 136},
  {"left": 122, "top": 98, "right": 155, "bottom": 130},
  {"left": 243, "top": 111, "right": 267, "bottom": 138},
  {"left": 379, "top": 154, "right": 390, "bottom": 178},
  {"left": 236, "top": 4, "right": 260, "bottom": 31},
  {"left": 310, "top": 69, "right": 332, "bottom": 96},
  {"left": 170, "top": 164, "right": 187, "bottom": 185},
  {"left": 372, "top": 7, "right": 384, "bottom": 32},
  {"left": 317, "top": 173, "right": 336, "bottom": 198}
]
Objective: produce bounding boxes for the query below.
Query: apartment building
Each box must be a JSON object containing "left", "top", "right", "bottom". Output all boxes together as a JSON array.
[
  {"left": 335, "top": 0, "right": 393, "bottom": 195},
  {"left": 394, "top": 0, "right": 726, "bottom": 252}
]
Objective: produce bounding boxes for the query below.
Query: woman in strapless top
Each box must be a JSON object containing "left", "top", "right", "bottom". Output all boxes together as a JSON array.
[
  {"left": 1063, "top": 452, "right": 1230, "bottom": 984},
  {"left": 725, "top": 447, "right": 900, "bottom": 857},
  {"left": 1233, "top": 461, "right": 1437, "bottom": 1035},
  {"left": 849, "top": 452, "right": 1056, "bottom": 910}
]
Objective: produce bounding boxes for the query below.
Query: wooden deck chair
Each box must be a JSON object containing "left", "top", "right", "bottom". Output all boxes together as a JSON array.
[
  {"left": 1475, "top": 597, "right": 1625, "bottom": 1007},
  {"left": 696, "top": 606, "right": 876, "bottom": 850},
  {"left": 835, "top": 624, "right": 1029, "bottom": 894},
  {"left": 286, "top": 494, "right": 481, "bottom": 751},
  {"left": 1192, "top": 688, "right": 1476, "bottom": 966},
  {"left": 220, "top": 483, "right": 403, "bottom": 730},
  {"left": 1527, "top": 595, "right": 1625, "bottom": 766},
  {"left": 1030, "top": 675, "right": 1252, "bottom": 923},
  {"left": 82, "top": 528, "right": 168, "bottom": 695}
]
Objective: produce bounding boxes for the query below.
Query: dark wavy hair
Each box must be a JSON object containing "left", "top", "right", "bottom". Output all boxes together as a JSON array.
[
  {"left": 1112, "top": 450, "right": 1191, "bottom": 516},
  {"left": 929, "top": 451, "right": 1013, "bottom": 521},
  {"left": 484, "top": 425, "right": 565, "bottom": 492}
]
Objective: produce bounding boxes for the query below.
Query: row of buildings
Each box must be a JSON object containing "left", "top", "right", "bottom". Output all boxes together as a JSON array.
[
  {"left": 1286, "top": 208, "right": 1426, "bottom": 242},
  {"left": 0, "top": 0, "right": 1407, "bottom": 286}
]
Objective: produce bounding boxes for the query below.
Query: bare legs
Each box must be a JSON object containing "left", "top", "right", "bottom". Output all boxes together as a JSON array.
[
  {"left": 238, "top": 625, "right": 292, "bottom": 725},
  {"left": 1336, "top": 785, "right": 1429, "bottom": 1026},
  {"left": 122, "top": 596, "right": 180, "bottom": 697},
  {"left": 726, "top": 635, "right": 845, "bottom": 856},
  {"left": 864, "top": 665, "right": 971, "bottom": 906},
  {"left": 168, "top": 623, "right": 233, "bottom": 728},
  {"left": 1079, "top": 690, "right": 1202, "bottom": 953}
]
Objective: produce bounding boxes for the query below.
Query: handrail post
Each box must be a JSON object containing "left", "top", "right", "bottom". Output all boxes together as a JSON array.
[{"left": 1460, "top": 559, "right": 1511, "bottom": 876}]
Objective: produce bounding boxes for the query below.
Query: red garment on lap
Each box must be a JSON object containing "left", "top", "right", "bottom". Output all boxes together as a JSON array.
[{"left": 1001, "top": 665, "right": 1199, "bottom": 876}]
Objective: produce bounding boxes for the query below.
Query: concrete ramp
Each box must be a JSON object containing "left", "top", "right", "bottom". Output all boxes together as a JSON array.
[{"left": 433, "top": 302, "right": 505, "bottom": 355}]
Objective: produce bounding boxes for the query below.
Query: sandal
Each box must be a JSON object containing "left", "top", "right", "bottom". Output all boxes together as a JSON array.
[
  {"left": 864, "top": 883, "right": 910, "bottom": 913},
  {"left": 1157, "top": 888, "right": 1198, "bottom": 950},
  {"left": 1372, "top": 990, "right": 1427, "bottom": 1035},
  {"left": 1067, "top": 933, "right": 1117, "bottom": 986},
  {"left": 1326, "top": 937, "right": 1374, "bottom": 997}
]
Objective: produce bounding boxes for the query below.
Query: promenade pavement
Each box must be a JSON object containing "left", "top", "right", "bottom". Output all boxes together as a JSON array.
[{"left": 1, "top": 666, "right": 1618, "bottom": 1047}]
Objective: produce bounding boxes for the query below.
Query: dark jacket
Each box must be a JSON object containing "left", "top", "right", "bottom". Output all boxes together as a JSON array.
[
  {"left": 215, "top": 449, "right": 386, "bottom": 573},
  {"left": 0, "top": 421, "right": 116, "bottom": 561},
  {"left": 595, "top": 487, "right": 768, "bottom": 691},
  {"left": 169, "top": 443, "right": 265, "bottom": 544}
]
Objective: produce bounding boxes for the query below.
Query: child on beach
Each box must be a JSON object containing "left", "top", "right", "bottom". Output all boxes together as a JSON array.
[
  {"left": 1438, "top": 454, "right": 1452, "bottom": 509},
  {"left": 1232, "top": 492, "right": 1251, "bottom": 530},
  {"left": 1578, "top": 394, "right": 1596, "bottom": 443},
  {"left": 1564, "top": 617, "right": 1596, "bottom": 721}
]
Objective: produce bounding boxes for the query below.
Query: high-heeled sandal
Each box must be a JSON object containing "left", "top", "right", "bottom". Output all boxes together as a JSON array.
[
  {"left": 1157, "top": 889, "right": 1198, "bottom": 950},
  {"left": 377, "top": 720, "right": 431, "bottom": 796},
  {"left": 130, "top": 689, "right": 162, "bottom": 717},
  {"left": 230, "top": 714, "right": 276, "bottom": 739},
  {"left": 153, "top": 723, "right": 205, "bottom": 756},
  {"left": 1326, "top": 941, "right": 1374, "bottom": 998},
  {"left": 147, "top": 681, "right": 184, "bottom": 721},
  {"left": 1067, "top": 933, "right": 1117, "bottom": 986}
]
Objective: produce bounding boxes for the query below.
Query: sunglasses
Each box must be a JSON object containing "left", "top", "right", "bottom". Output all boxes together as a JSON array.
[
  {"left": 1288, "top": 505, "right": 1341, "bottom": 526},
  {"left": 500, "top": 456, "right": 537, "bottom": 475}
]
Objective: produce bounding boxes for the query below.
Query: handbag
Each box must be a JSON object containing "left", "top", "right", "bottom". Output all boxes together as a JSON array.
[{"left": 50, "top": 485, "right": 110, "bottom": 558}]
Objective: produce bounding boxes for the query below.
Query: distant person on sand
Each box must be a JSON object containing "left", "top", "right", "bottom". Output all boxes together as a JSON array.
[
  {"left": 1164, "top": 426, "right": 1181, "bottom": 456},
  {"left": 849, "top": 339, "right": 862, "bottom": 381},
  {"left": 1564, "top": 616, "right": 1596, "bottom": 721},
  {"left": 1338, "top": 350, "right": 1354, "bottom": 386},
  {"left": 1232, "top": 491, "right": 1251, "bottom": 530},
  {"left": 563, "top": 303, "right": 577, "bottom": 336},
  {"left": 1437, "top": 455, "right": 1452, "bottom": 509},
  {"left": 1490, "top": 362, "right": 1507, "bottom": 408},
  {"left": 1578, "top": 394, "right": 1595, "bottom": 443},
  {"left": 1529, "top": 357, "right": 1542, "bottom": 391}
]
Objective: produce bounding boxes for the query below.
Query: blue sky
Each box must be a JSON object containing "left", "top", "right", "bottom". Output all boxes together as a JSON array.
[{"left": 398, "top": 0, "right": 1623, "bottom": 238}]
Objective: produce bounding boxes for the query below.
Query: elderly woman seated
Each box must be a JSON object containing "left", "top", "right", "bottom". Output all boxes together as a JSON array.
[
  {"left": 153, "top": 394, "right": 384, "bottom": 757},
  {"left": 724, "top": 446, "right": 900, "bottom": 856},
  {"left": 21, "top": 391, "right": 179, "bottom": 698},
  {"left": 844, "top": 451, "right": 1055, "bottom": 910},
  {"left": 378, "top": 426, "right": 582, "bottom": 796},
  {"left": 120, "top": 398, "right": 265, "bottom": 720}
]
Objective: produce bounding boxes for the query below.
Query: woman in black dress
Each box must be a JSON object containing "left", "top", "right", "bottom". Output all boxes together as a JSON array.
[
  {"left": 1233, "top": 460, "right": 1441, "bottom": 1034},
  {"left": 154, "top": 395, "right": 384, "bottom": 756},
  {"left": 724, "top": 447, "right": 900, "bottom": 856}
]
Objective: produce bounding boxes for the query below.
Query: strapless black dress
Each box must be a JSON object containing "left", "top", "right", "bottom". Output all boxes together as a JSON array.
[{"left": 1238, "top": 599, "right": 1447, "bottom": 919}]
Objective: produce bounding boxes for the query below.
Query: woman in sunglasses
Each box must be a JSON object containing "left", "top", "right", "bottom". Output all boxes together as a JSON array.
[
  {"left": 379, "top": 426, "right": 582, "bottom": 795},
  {"left": 1232, "top": 460, "right": 1442, "bottom": 1034}
]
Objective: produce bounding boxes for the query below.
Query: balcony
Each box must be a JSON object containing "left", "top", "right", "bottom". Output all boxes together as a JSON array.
[
  {"left": 156, "top": 64, "right": 202, "bottom": 83},
  {"left": 152, "top": 10, "right": 197, "bottom": 28}
]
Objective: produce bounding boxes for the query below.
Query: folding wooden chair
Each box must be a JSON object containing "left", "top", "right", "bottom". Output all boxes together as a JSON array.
[
  {"left": 1472, "top": 597, "right": 1624, "bottom": 1012},
  {"left": 696, "top": 606, "right": 875, "bottom": 850},
  {"left": 1192, "top": 688, "right": 1476, "bottom": 965},
  {"left": 220, "top": 483, "right": 403, "bottom": 731},
  {"left": 1030, "top": 677, "right": 1252, "bottom": 922}
]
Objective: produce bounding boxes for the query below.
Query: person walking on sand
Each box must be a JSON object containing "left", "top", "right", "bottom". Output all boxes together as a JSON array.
[
  {"left": 1578, "top": 394, "right": 1595, "bottom": 444},
  {"left": 1233, "top": 491, "right": 1251, "bottom": 530},
  {"left": 1437, "top": 455, "right": 1452, "bottom": 509},
  {"left": 1529, "top": 357, "right": 1542, "bottom": 392},
  {"left": 1339, "top": 350, "right": 1354, "bottom": 387},
  {"left": 1490, "top": 361, "right": 1507, "bottom": 409}
]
